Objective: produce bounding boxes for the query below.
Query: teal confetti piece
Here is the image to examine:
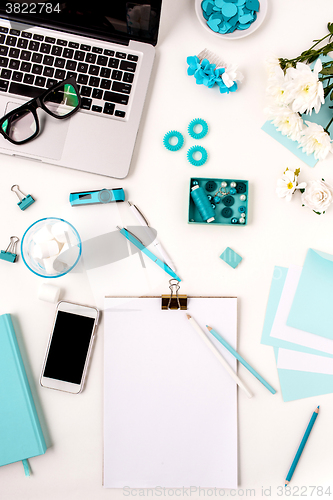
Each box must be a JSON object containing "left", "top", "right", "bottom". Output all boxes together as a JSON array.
[
  {"left": 208, "top": 17, "right": 222, "bottom": 31},
  {"left": 245, "top": 0, "right": 259, "bottom": 10},
  {"left": 222, "top": 2, "right": 237, "bottom": 17}
]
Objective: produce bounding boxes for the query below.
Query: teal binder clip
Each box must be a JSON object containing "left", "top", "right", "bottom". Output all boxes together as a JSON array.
[
  {"left": 0, "top": 236, "right": 19, "bottom": 263},
  {"left": 11, "top": 185, "right": 35, "bottom": 211}
]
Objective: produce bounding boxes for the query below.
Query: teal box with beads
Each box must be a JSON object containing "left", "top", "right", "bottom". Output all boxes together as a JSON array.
[{"left": 188, "top": 177, "right": 249, "bottom": 225}]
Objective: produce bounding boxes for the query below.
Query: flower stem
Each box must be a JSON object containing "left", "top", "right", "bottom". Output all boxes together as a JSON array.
[{"left": 324, "top": 116, "right": 333, "bottom": 133}]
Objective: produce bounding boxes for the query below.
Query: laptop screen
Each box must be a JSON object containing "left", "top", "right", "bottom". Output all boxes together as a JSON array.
[{"left": 0, "top": 1, "right": 162, "bottom": 46}]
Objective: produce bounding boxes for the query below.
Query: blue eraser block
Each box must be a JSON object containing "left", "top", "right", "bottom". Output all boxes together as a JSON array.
[{"left": 220, "top": 247, "right": 242, "bottom": 269}]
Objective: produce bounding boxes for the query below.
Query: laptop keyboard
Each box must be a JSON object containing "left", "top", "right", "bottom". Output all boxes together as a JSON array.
[{"left": 0, "top": 26, "right": 139, "bottom": 119}]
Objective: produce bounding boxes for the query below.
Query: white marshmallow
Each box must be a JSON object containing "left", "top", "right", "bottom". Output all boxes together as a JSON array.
[
  {"left": 33, "top": 239, "right": 61, "bottom": 260},
  {"left": 32, "top": 224, "right": 54, "bottom": 244},
  {"left": 51, "top": 222, "right": 71, "bottom": 244},
  {"left": 42, "top": 255, "right": 58, "bottom": 275},
  {"left": 54, "top": 243, "right": 80, "bottom": 270},
  {"left": 38, "top": 283, "right": 61, "bottom": 303}
]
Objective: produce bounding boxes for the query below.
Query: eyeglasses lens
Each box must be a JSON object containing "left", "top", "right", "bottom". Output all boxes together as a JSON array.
[
  {"left": 43, "top": 83, "right": 79, "bottom": 117},
  {"left": 1, "top": 109, "right": 37, "bottom": 143}
]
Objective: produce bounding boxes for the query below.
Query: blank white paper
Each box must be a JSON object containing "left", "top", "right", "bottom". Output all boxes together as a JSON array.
[
  {"left": 270, "top": 265, "right": 333, "bottom": 355},
  {"left": 277, "top": 348, "right": 333, "bottom": 375},
  {"left": 104, "top": 297, "right": 238, "bottom": 489}
]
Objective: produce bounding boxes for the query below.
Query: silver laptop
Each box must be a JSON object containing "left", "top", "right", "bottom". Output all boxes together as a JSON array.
[{"left": 0, "top": 1, "right": 162, "bottom": 178}]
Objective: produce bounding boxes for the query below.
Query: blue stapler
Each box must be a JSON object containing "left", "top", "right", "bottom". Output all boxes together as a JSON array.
[{"left": 70, "top": 188, "right": 125, "bottom": 206}]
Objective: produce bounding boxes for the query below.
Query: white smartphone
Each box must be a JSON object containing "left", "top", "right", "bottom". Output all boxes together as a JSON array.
[{"left": 40, "top": 301, "right": 99, "bottom": 394}]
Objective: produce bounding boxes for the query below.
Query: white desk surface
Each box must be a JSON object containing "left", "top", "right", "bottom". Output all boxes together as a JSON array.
[{"left": 2, "top": 1, "right": 333, "bottom": 499}]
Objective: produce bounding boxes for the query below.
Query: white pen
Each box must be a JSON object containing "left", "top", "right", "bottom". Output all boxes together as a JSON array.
[
  {"left": 186, "top": 314, "right": 252, "bottom": 399},
  {"left": 128, "top": 201, "right": 176, "bottom": 271}
]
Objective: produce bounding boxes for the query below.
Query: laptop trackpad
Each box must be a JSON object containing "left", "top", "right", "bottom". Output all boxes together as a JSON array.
[{"left": 1, "top": 102, "right": 69, "bottom": 160}]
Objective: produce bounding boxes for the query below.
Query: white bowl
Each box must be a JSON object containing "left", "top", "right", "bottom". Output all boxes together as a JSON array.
[{"left": 195, "top": 0, "right": 267, "bottom": 40}]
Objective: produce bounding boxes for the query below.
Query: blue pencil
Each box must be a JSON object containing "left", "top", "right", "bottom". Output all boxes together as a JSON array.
[
  {"left": 285, "top": 406, "right": 320, "bottom": 486},
  {"left": 206, "top": 326, "right": 276, "bottom": 395}
]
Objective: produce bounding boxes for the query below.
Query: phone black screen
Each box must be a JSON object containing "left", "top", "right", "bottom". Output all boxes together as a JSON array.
[{"left": 43, "top": 311, "right": 95, "bottom": 384}]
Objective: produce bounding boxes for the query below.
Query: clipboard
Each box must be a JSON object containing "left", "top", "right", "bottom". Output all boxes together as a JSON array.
[{"left": 103, "top": 283, "right": 238, "bottom": 489}]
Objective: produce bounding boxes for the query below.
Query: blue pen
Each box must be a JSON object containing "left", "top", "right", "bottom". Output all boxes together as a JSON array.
[
  {"left": 206, "top": 326, "right": 276, "bottom": 395},
  {"left": 285, "top": 406, "right": 320, "bottom": 486},
  {"left": 117, "top": 227, "right": 181, "bottom": 282}
]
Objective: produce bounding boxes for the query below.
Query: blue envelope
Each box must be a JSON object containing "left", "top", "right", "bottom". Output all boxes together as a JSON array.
[
  {"left": 261, "top": 266, "right": 333, "bottom": 402},
  {"left": 287, "top": 249, "right": 333, "bottom": 340}
]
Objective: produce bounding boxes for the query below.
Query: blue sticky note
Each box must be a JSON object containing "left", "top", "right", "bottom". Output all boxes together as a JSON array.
[
  {"left": 261, "top": 267, "right": 333, "bottom": 401},
  {"left": 287, "top": 249, "right": 333, "bottom": 340},
  {"left": 261, "top": 267, "right": 333, "bottom": 356},
  {"left": 220, "top": 247, "right": 242, "bottom": 268}
]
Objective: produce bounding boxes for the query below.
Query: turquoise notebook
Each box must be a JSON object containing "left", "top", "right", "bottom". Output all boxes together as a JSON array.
[{"left": 0, "top": 314, "right": 47, "bottom": 468}]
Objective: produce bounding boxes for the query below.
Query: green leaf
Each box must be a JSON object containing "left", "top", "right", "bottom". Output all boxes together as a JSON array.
[
  {"left": 313, "top": 210, "right": 322, "bottom": 215},
  {"left": 320, "top": 67, "right": 333, "bottom": 75},
  {"left": 294, "top": 168, "right": 301, "bottom": 177},
  {"left": 328, "top": 22, "right": 333, "bottom": 34},
  {"left": 308, "top": 55, "right": 319, "bottom": 64}
]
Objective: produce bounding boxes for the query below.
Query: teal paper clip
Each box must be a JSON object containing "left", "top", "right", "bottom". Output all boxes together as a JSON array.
[
  {"left": 0, "top": 236, "right": 19, "bottom": 263},
  {"left": 11, "top": 185, "right": 35, "bottom": 211}
]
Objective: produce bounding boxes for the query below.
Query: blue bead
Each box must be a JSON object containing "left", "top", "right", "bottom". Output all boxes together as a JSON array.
[
  {"left": 211, "top": 203, "right": 216, "bottom": 209},
  {"left": 230, "top": 188, "right": 236, "bottom": 195},
  {"left": 213, "top": 196, "right": 220, "bottom": 204},
  {"left": 239, "top": 206, "right": 246, "bottom": 213},
  {"left": 207, "top": 195, "right": 212, "bottom": 201},
  {"left": 231, "top": 218, "right": 238, "bottom": 224}
]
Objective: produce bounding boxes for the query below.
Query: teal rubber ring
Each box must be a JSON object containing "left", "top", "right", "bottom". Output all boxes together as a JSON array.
[
  {"left": 187, "top": 145, "right": 208, "bottom": 166},
  {"left": 188, "top": 118, "right": 208, "bottom": 140},
  {"left": 163, "top": 130, "right": 184, "bottom": 151}
]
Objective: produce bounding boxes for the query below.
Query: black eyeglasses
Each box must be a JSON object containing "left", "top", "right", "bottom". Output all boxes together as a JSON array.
[{"left": 0, "top": 77, "right": 81, "bottom": 145}]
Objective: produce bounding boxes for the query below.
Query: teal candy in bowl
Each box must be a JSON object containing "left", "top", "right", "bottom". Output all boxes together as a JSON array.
[
  {"left": 21, "top": 218, "right": 82, "bottom": 278},
  {"left": 195, "top": 0, "right": 267, "bottom": 39}
]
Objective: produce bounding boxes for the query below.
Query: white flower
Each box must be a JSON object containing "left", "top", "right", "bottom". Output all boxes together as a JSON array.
[
  {"left": 285, "top": 59, "right": 324, "bottom": 115},
  {"left": 222, "top": 63, "right": 243, "bottom": 88},
  {"left": 298, "top": 121, "right": 333, "bottom": 160},
  {"left": 265, "top": 55, "right": 281, "bottom": 80},
  {"left": 276, "top": 169, "right": 307, "bottom": 201},
  {"left": 265, "top": 104, "right": 304, "bottom": 141},
  {"left": 266, "top": 65, "right": 290, "bottom": 104},
  {"left": 301, "top": 179, "right": 333, "bottom": 213}
]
